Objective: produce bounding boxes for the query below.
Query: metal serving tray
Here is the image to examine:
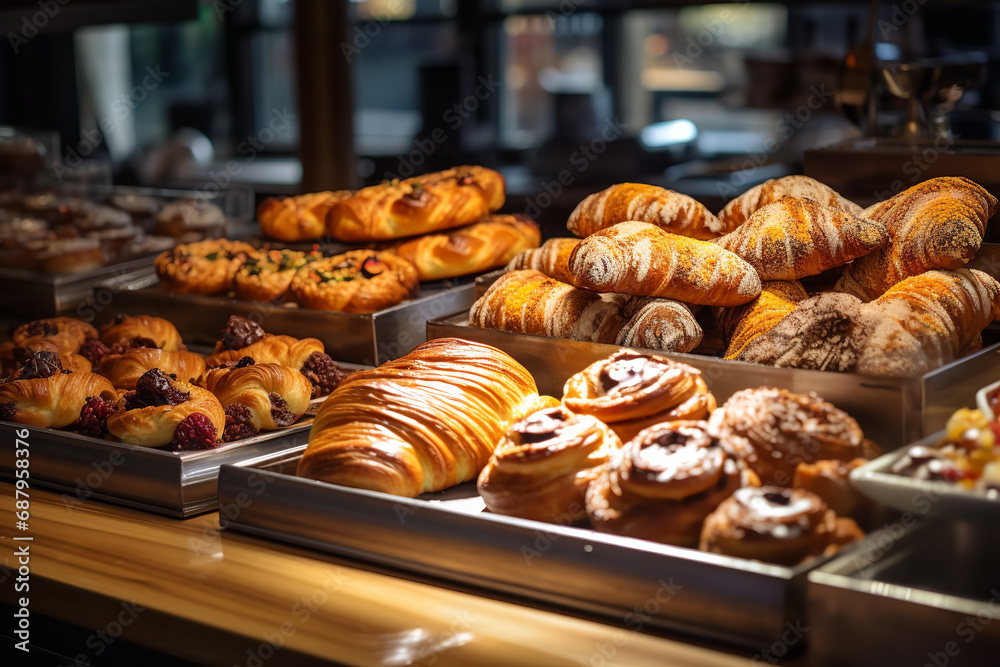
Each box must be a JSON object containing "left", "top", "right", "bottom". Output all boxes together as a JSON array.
[
  {"left": 0, "top": 421, "right": 310, "bottom": 518},
  {"left": 808, "top": 520, "right": 1000, "bottom": 666},
  {"left": 101, "top": 277, "right": 477, "bottom": 366},
  {"left": 217, "top": 453, "right": 890, "bottom": 651},
  {"left": 427, "top": 314, "right": 1000, "bottom": 452}
]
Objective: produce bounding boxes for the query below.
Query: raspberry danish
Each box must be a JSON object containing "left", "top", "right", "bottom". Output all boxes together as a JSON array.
[
  {"left": 202, "top": 359, "right": 312, "bottom": 441},
  {"left": 0, "top": 351, "right": 115, "bottom": 428}
]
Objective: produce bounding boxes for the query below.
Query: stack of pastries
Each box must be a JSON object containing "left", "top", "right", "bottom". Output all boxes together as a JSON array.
[
  {"left": 297, "top": 344, "right": 870, "bottom": 565},
  {"left": 473, "top": 176, "right": 1000, "bottom": 376},
  {"left": 0, "top": 314, "right": 349, "bottom": 449}
]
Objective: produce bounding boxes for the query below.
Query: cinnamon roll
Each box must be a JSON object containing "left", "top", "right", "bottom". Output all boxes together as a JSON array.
[
  {"left": 585, "top": 421, "right": 755, "bottom": 547},
  {"left": 478, "top": 405, "right": 620, "bottom": 523},
  {"left": 99, "top": 314, "right": 183, "bottom": 352},
  {"left": 0, "top": 351, "right": 115, "bottom": 428},
  {"left": 202, "top": 360, "right": 312, "bottom": 440},
  {"left": 562, "top": 351, "right": 717, "bottom": 442},
  {"left": 708, "top": 388, "right": 871, "bottom": 487},
  {"left": 98, "top": 347, "right": 206, "bottom": 390},
  {"left": 699, "top": 486, "right": 864, "bottom": 566}
]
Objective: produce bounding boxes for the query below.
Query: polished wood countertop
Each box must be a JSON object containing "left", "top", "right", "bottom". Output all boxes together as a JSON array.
[{"left": 0, "top": 484, "right": 763, "bottom": 666}]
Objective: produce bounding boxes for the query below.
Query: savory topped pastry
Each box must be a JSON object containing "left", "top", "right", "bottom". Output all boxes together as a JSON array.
[
  {"left": 0, "top": 351, "right": 115, "bottom": 428},
  {"left": 154, "top": 238, "right": 255, "bottom": 295},
  {"left": 234, "top": 248, "right": 323, "bottom": 303},
  {"left": 289, "top": 250, "right": 418, "bottom": 313}
]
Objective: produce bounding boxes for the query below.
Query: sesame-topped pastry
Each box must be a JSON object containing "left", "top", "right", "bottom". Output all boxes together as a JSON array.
[
  {"left": 288, "top": 249, "right": 418, "bottom": 313},
  {"left": 154, "top": 238, "right": 255, "bottom": 295}
]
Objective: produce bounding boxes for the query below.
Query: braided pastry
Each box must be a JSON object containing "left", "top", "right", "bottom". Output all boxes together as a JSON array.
[
  {"left": 202, "top": 361, "right": 312, "bottom": 435},
  {"left": 0, "top": 352, "right": 115, "bottom": 428},
  {"left": 258, "top": 190, "right": 352, "bottom": 242},
  {"left": 477, "top": 405, "right": 621, "bottom": 523},
  {"left": 234, "top": 248, "right": 323, "bottom": 303},
  {"left": 562, "top": 351, "right": 717, "bottom": 443},
  {"left": 297, "top": 338, "right": 549, "bottom": 497},
  {"left": 717, "top": 175, "right": 863, "bottom": 230},
  {"left": 289, "top": 250, "right": 418, "bottom": 313},
  {"left": 154, "top": 239, "right": 255, "bottom": 295},
  {"left": 506, "top": 237, "right": 579, "bottom": 284},
  {"left": 99, "top": 314, "right": 183, "bottom": 352},
  {"left": 585, "top": 421, "right": 756, "bottom": 546},
  {"left": 568, "top": 183, "right": 729, "bottom": 240},
  {"left": 98, "top": 347, "right": 206, "bottom": 390}
]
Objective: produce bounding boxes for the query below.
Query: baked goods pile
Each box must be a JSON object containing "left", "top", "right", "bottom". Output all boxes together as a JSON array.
[
  {"left": 297, "top": 344, "right": 871, "bottom": 565},
  {"left": 0, "top": 314, "right": 350, "bottom": 449},
  {"left": 256, "top": 166, "right": 541, "bottom": 282},
  {"left": 472, "top": 176, "right": 1000, "bottom": 377}
]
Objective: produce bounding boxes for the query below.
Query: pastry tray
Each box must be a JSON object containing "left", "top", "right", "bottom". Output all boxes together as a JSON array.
[
  {"left": 808, "top": 520, "right": 1000, "bottom": 666},
  {"left": 99, "top": 276, "right": 478, "bottom": 366},
  {"left": 217, "top": 452, "right": 894, "bottom": 651},
  {"left": 426, "top": 314, "right": 1000, "bottom": 451}
]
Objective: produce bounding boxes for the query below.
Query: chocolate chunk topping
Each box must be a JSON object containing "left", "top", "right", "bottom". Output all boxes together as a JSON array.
[
  {"left": 763, "top": 490, "right": 793, "bottom": 506},
  {"left": 25, "top": 320, "right": 59, "bottom": 337},
  {"left": 235, "top": 356, "right": 256, "bottom": 369},
  {"left": 125, "top": 368, "right": 190, "bottom": 410},
  {"left": 269, "top": 392, "right": 297, "bottom": 427},
  {"left": 223, "top": 403, "right": 257, "bottom": 442},
  {"left": 220, "top": 315, "right": 265, "bottom": 351},
  {"left": 515, "top": 408, "right": 569, "bottom": 443},
  {"left": 18, "top": 351, "right": 62, "bottom": 379},
  {"left": 299, "top": 351, "right": 347, "bottom": 398}
]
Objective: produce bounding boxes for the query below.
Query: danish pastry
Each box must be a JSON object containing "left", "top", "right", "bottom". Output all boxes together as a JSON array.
[
  {"left": 202, "top": 360, "right": 312, "bottom": 438},
  {"left": 289, "top": 250, "right": 418, "bottom": 313},
  {"left": 234, "top": 248, "right": 324, "bottom": 303},
  {"left": 0, "top": 351, "right": 115, "bottom": 429},
  {"left": 99, "top": 314, "right": 183, "bottom": 352},
  {"left": 154, "top": 238, "right": 255, "bottom": 295},
  {"left": 98, "top": 347, "right": 206, "bottom": 390}
]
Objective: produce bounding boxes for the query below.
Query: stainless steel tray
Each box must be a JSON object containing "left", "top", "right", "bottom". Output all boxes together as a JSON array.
[
  {"left": 217, "top": 453, "right": 891, "bottom": 650},
  {"left": 808, "top": 520, "right": 1000, "bottom": 666},
  {"left": 0, "top": 421, "right": 310, "bottom": 518},
  {"left": 426, "top": 314, "right": 1000, "bottom": 451},
  {"left": 101, "top": 277, "right": 477, "bottom": 366}
]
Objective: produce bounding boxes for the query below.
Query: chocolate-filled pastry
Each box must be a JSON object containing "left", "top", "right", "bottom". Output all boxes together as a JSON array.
[
  {"left": 289, "top": 250, "right": 419, "bottom": 313},
  {"left": 154, "top": 239, "right": 255, "bottom": 295},
  {"left": 478, "top": 405, "right": 620, "bottom": 523},
  {"left": 12, "top": 317, "right": 98, "bottom": 352},
  {"left": 0, "top": 351, "right": 115, "bottom": 428},
  {"left": 563, "top": 351, "right": 717, "bottom": 443},
  {"left": 699, "top": 486, "right": 864, "bottom": 565},
  {"left": 708, "top": 388, "right": 871, "bottom": 487},
  {"left": 234, "top": 248, "right": 323, "bottom": 303},
  {"left": 99, "top": 314, "right": 183, "bottom": 352},
  {"left": 98, "top": 347, "right": 206, "bottom": 390},
  {"left": 585, "top": 421, "right": 757, "bottom": 547},
  {"left": 106, "top": 368, "right": 225, "bottom": 450},
  {"left": 202, "top": 362, "right": 312, "bottom": 439},
  {"left": 258, "top": 190, "right": 352, "bottom": 242}
]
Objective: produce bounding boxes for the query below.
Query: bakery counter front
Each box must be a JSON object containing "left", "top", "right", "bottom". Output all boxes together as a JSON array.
[{"left": 0, "top": 483, "right": 759, "bottom": 667}]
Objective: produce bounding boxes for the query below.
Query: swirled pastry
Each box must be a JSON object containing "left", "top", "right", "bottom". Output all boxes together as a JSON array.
[
  {"left": 585, "top": 421, "right": 756, "bottom": 546},
  {"left": 506, "top": 237, "right": 579, "bottom": 284},
  {"left": 289, "top": 250, "right": 419, "bottom": 313},
  {"left": 234, "top": 248, "right": 324, "bottom": 303},
  {"left": 615, "top": 296, "right": 702, "bottom": 352},
  {"left": 568, "top": 183, "right": 729, "bottom": 240},
  {"left": 99, "top": 314, "right": 183, "bottom": 352},
  {"left": 154, "top": 239, "right": 255, "bottom": 295},
  {"left": 106, "top": 369, "right": 225, "bottom": 450},
  {"left": 297, "top": 338, "right": 548, "bottom": 497},
  {"left": 563, "top": 351, "right": 717, "bottom": 442},
  {"left": 717, "top": 175, "right": 864, "bottom": 230},
  {"left": 258, "top": 190, "right": 352, "bottom": 242},
  {"left": 699, "top": 486, "right": 864, "bottom": 565},
  {"left": 98, "top": 347, "right": 206, "bottom": 390},
  {"left": 202, "top": 360, "right": 312, "bottom": 437},
  {"left": 478, "top": 405, "right": 620, "bottom": 523},
  {"left": 0, "top": 351, "right": 115, "bottom": 428},
  {"left": 708, "top": 388, "right": 870, "bottom": 487}
]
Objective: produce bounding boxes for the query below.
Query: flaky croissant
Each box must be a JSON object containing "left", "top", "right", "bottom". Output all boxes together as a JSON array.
[
  {"left": 257, "top": 190, "right": 352, "bottom": 242},
  {"left": 297, "top": 338, "right": 550, "bottom": 497},
  {"left": 205, "top": 334, "right": 324, "bottom": 369},
  {"left": 99, "top": 315, "right": 183, "bottom": 352},
  {"left": 202, "top": 362, "right": 312, "bottom": 431},
  {"left": 614, "top": 296, "right": 703, "bottom": 353},
  {"left": 13, "top": 317, "right": 98, "bottom": 351},
  {"left": 0, "top": 370, "right": 115, "bottom": 428},
  {"left": 716, "top": 280, "right": 808, "bottom": 359},
  {"left": 107, "top": 376, "right": 225, "bottom": 449},
  {"left": 568, "top": 183, "right": 729, "bottom": 239},
  {"left": 505, "top": 237, "right": 579, "bottom": 284},
  {"left": 98, "top": 347, "right": 207, "bottom": 390},
  {"left": 717, "top": 175, "right": 863, "bottom": 230}
]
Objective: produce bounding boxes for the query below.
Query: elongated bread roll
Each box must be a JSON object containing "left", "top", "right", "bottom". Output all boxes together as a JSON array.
[
  {"left": 568, "top": 183, "right": 729, "bottom": 239},
  {"left": 258, "top": 190, "right": 352, "bottom": 242},
  {"left": 718, "top": 175, "right": 863, "bottom": 230},
  {"left": 506, "top": 237, "right": 579, "bottom": 284},
  {"left": 615, "top": 296, "right": 703, "bottom": 353}
]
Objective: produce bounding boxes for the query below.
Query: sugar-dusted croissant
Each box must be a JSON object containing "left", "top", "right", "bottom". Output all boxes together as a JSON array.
[
  {"left": 563, "top": 351, "right": 717, "bottom": 443},
  {"left": 202, "top": 361, "right": 312, "bottom": 435},
  {"left": 0, "top": 352, "right": 116, "bottom": 428},
  {"left": 327, "top": 166, "right": 505, "bottom": 241},
  {"left": 99, "top": 314, "right": 183, "bottom": 352},
  {"left": 388, "top": 213, "right": 541, "bottom": 281},
  {"left": 297, "top": 338, "right": 551, "bottom": 497},
  {"left": 615, "top": 296, "right": 703, "bottom": 352},
  {"left": 477, "top": 405, "right": 621, "bottom": 523},
  {"left": 469, "top": 269, "right": 627, "bottom": 344},
  {"left": 835, "top": 177, "right": 998, "bottom": 301},
  {"left": 98, "top": 347, "right": 207, "bottom": 390},
  {"left": 289, "top": 250, "right": 419, "bottom": 313},
  {"left": 568, "top": 183, "right": 729, "bottom": 240},
  {"left": 717, "top": 175, "right": 863, "bottom": 230},
  {"left": 713, "top": 197, "right": 888, "bottom": 281},
  {"left": 716, "top": 280, "right": 808, "bottom": 359},
  {"left": 258, "top": 190, "right": 352, "bottom": 242},
  {"left": 506, "top": 237, "right": 579, "bottom": 284},
  {"left": 568, "top": 221, "right": 761, "bottom": 306},
  {"left": 106, "top": 369, "right": 225, "bottom": 449}
]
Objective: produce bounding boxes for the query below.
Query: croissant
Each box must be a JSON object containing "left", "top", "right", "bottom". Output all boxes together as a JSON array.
[
  {"left": 99, "top": 315, "right": 183, "bottom": 352},
  {"left": 716, "top": 280, "right": 808, "bottom": 359},
  {"left": 1, "top": 338, "right": 92, "bottom": 376},
  {"left": 614, "top": 296, "right": 703, "bottom": 353},
  {"left": 202, "top": 362, "right": 312, "bottom": 433},
  {"left": 297, "top": 338, "right": 549, "bottom": 497},
  {"left": 0, "top": 358, "right": 115, "bottom": 429},
  {"left": 289, "top": 250, "right": 419, "bottom": 313},
  {"left": 257, "top": 190, "right": 352, "bottom": 242},
  {"left": 469, "top": 269, "right": 627, "bottom": 344},
  {"left": 388, "top": 213, "right": 541, "bottom": 281},
  {"left": 567, "top": 183, "right": 730, "bottom": 240},
  {"left": 563, "top": 351, "right": 717, "bottom": 443},
  {"left": 835, "top": 177, "right": 998, "bottom": 300},
  {"left": 585, "top": 421, "right": 756, "bottom": 547},
  {"left": 713, "top": 197, "right": 888, "bottom": 281},
  {"left": 505, "top": 237, "right": 579, "bottom": 284},
  {"left": 477, "top": 405, "right": 621, "bottom": 523},
  {"left": 717, "top": 175, "right": 863, "bottom": 230},
  {"left": 205, "top": 334, "right": 324, "bottom": 369},
  {"left": 568, "top": 221, "right": 761, "bottom": 307},
  {"left": 327, "top": 166, "right": 505, "bottom": 241},
  {"left": 12, "top": 318, "right": 97, "bottom": 351},
  {"left": 98, "top": 348, "right": 207, "bottom": 390}
]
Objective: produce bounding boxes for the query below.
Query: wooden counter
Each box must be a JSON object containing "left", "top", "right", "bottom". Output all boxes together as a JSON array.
[{"left": 0, "top": 484, "right": 772, "bottom": 666}]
